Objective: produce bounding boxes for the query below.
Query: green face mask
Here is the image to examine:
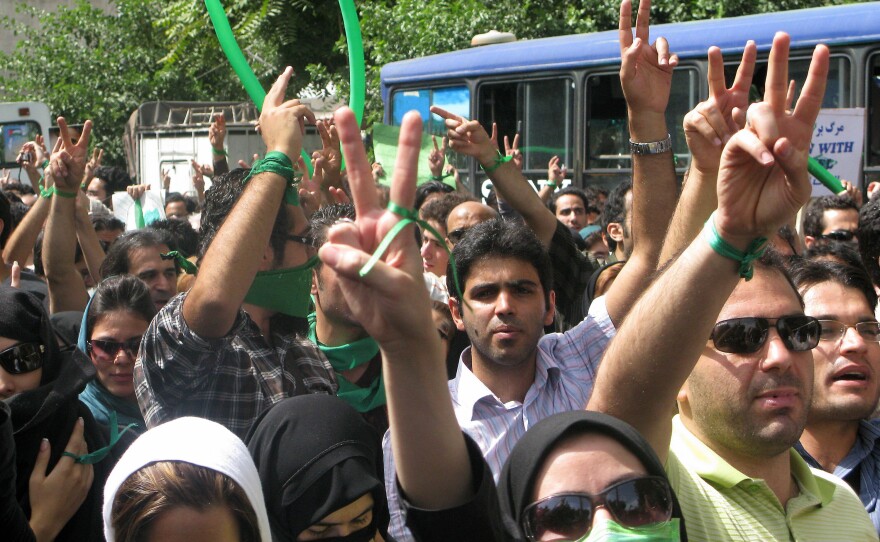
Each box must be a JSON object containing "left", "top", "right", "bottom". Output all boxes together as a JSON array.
[
  {"left": 243, "top": 256, "right": 319, "bottom": 318},
  {"left": 575, "top": 519, "right": 680, "bottom": 542}
]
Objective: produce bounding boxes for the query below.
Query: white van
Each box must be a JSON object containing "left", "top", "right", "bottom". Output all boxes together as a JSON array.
[{"left": 0, "top": 102, "right": 51, "bottom": 186}]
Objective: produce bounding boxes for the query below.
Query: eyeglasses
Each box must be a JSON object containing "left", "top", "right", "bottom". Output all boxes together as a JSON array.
[
  {"left": 88, "top": 338, "right": 141, "bottom": 360},
  {"left": 446, "top": 227, "right": 471, "bottom": 245},
  {"left": 709, "top": 315, "right": 820, "bottom": 354},
  {"left": 0, "top": 342, "right": 45, "bottom": 375},
  {"left": 819, "top": 230, "right": 856, "bottom": 243},
  {"left": 521, "top": 476, "right": 673, "bottom": 542},
  {"left": 287, "top": 234, "right": 319, "bottom": 248},
  {"left": 818, "top": 319, "right": 880, "bottom": 343}
]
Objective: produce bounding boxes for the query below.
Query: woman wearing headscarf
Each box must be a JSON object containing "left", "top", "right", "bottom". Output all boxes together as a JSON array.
[
  {"left": 496, "top": 410, "right": 687, "bottom": 542},
  {"left": 103, "top": 416, "right": 272, "bottom": 542},
  {"left": 1, "top": 286, "right": 110, "bottom": 541},
  {"left": 246, "top": 394, "right": 390, "bottom": 542}
]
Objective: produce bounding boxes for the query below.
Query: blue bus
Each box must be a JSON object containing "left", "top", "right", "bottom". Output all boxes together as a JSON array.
[{"left": 380, "top": 2, "right": 880, "bottom": 196}]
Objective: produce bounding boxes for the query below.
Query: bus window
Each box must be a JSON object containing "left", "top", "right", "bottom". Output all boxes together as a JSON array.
[
  {"left": 392, "top": 86, "right": 469, "bottom": 134},
  {"left": 724, "top": 56, "right": 850, "bottom": 109},
  {"left": 586, "top": 69, "right": 696, "bottom": 170},
  {"left": 477, "top": 78, "right": 573, "bottom": 171},
  {"left": 868, "top": 53, "right": 880, "bottom": 168},
  {"left": 0, "top": 120, "right": 41, "bottom": 168}
]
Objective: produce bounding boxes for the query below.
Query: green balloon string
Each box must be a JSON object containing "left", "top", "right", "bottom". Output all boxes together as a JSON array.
[{"left": 204, "top": 0, "right": 313, "bottom": 177}]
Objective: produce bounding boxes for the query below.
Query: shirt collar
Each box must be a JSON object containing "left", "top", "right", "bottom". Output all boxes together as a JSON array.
[{"left": 450, "top": 347, "right": 497, "bottom": 422}]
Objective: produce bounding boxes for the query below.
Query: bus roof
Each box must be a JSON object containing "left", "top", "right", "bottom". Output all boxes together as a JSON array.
[{"left": 381, "top": 2, "right": 880, "bottom": 97}]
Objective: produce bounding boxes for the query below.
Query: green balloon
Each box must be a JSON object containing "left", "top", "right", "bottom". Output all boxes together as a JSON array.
[
  {"left": 808, "top": 156, "right": 844, "bottom": 194},
  {"left": 339, "top": 0, "right": 366, "bottom": 126}
]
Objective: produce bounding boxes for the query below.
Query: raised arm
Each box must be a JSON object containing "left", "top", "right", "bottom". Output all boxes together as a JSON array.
[
  {"left": 45, "top": 117, "right": 92, "bottom": 313},
  {"left": 209, "top": 114, "right": 230, "bottom": 177},
  {"left": 588, "top": 35, "right": 829, "bottom": 461},
  {"left": 74, "top": 190, "right": 105, "bottom": 284},
  {"left": 431, "top": 107, "right": 557, "bottom": 246},
  {"left": 600, "top": 0, "right": 679, "bottom": 325},
  {"left": 182, "top": 67, "right": 315, "bottom": 338},
  {"left": 659, "top": 42, "right": 756, "bottom": 264}
]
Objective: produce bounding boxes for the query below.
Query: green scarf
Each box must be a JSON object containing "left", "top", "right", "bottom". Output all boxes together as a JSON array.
[{"left": 307, "top": 312, "right": 385, "bottom": 413}]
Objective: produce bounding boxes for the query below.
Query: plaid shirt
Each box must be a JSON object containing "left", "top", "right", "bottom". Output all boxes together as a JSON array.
[{"left": 135, "top": 292, "right": 337, "bottom": 439}]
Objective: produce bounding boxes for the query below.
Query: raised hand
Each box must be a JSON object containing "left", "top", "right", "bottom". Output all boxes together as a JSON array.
[
  {"left": 504, "top": 133, "right": 523, "bottom": 171},
  {"left": 314, "top": 119, "right": 342, "bottom": 187},
  {"left": 82, "top": 147, "right": 103, "bottom": 186},
  {"left": 209, "top": 114, "right": 227, "bottom": 151},
  {"left": 838, "top": 179, "right": 863, "bottom": 208},
  {"left": 238, "top": 154, "right": 260, "bottom": 169},
  {"left": 715, "top": 33, "right": 829, "bottom": 247},
  {"left": 619, "top": 0, "right": 678, "bottom": 136},
  {"left": 428, "top": 135, "right": 447, "bottom": 177},
  {"left": 48, "top": 118, "right": 92, "bottom": 192},
  {"left": 684, "top": 43, "right": 756, "bottom": 173},
  {"left": 191, "top": 159, "right": 205, "bottom": 193},
  {"left": 127, "top": 183, "right": 150, "bottom": 201},
  {"left": 430, "top": 106, "right": 497, "bottom": 166},
  {"left": 318, "top": 107, "right": 437, "bottom": 351},
  {"left": 259, "top": 66, "right": 316, "bottom": 161},
  {"left": 548, "top": 155, "right": 566, "bottom": 185}
]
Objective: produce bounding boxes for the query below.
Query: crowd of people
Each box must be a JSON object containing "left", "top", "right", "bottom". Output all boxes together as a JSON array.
[{"left": 3, "top": 0, "right": 880, "bottom": 540}]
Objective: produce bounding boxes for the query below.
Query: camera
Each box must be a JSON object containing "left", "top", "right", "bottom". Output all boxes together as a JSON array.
[{"left": 17, "top": 150, "right": 33, "bottom": 164}]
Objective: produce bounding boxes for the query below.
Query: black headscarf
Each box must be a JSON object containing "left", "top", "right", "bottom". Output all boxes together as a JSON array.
[
  {"left": 246, "top": 395, "right": 389, "bottom": 541},
  {"left": 0, "top": 287, "right": 63, "bottom": 384},
  {"left": 496, "top": 410, "right": 687, "bottom": 542}
]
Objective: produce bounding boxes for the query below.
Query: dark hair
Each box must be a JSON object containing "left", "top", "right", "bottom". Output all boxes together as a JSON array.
[
  {"left": 92, "top": 215, "right": 126, "bottom": 233},
  {"left": 149, "top": 219, "right": 199, "bottom": 258},
  {"left": 414, "top": 180, "right": 454, "bottom": 210},
  {"left": 33, "top": 230, "right": 85, "bottom": 278},
  {"left": 788, "top": 257, "right": 877, "bottom": 311},
  {"left": 447, "top": 218, "right": 552, "bottom": 304},
  {"left": 803, "top": 240, "right": 864, "bottom": 269},
  {"left": 0, "top": 189, "right": 22, "bottom": 204},
  {"left": 86, "top": 275, "right": 157, "bottom": 337},
  {"left": 199, "top": 168, "right": 289, "bottom": 266},
  {"left": 2, "top": 181, "right": 35, "bottom": 196},
  {"left": 164, "top": 192, "right": 196, "bottom": 215},
  {"left": 858, "top": 198, "right": 880, "bottom": 287},
  {"left": 601, "top": 180, "right": 632, "bottom": 254},
  {"left": 92, "top": 166, "right": 132, "bottom": 193},
  {"left": 802, "top": 195, "right": 859, "bottom": 238},
  {"left": 419, "top": 192, "right": 475, "bottom": 229},
  {"left": 111, "top": 461, "right": 259, "bottom": 542},
  {"left": 0, "top": 192, "right": 11, "bottom": 249},
  {"left": 309, "top": 203, "right": 356, "bottom": 248},
  {"left": 100, "top": 229, "right": 175, "bottom": 279},
  {"left": 549, "top": 186, "right": 589, "bottom": 214},
  {"left": 9, "top": 201, "right": 29, "bottom": 231}
]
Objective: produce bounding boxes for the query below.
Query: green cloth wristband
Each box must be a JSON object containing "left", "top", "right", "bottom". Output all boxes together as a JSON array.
[
  {"left": 546, "top": 181, "right": 558, "bottom": 189},
  {"left": 703, "top": 212, "right": 768, "bottom": 281},
  {"left": 480, "top": 150, "right": 513, "bottom": 174},
  {"left": 211, "top": 147, "right": 228, "bottom": 156},
  {"left": 243, "top": 151, "right": 300, "bottom": 206},
  {"left": 39, "top": 185, "right": 53, "bottom": 199},
  {"left": 358, "top": 202, "right": 467, "bottom": 305},
  {"left": 40, "top": 186, "right": 77, "bottom": 199},
  {"left": 161, "top": 251, "right": 199, "bottom": 275}
]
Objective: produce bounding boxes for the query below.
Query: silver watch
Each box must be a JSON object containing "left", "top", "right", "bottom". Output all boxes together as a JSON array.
[{"left": 629, "top": 134, "right": 672, "bottom": 155}]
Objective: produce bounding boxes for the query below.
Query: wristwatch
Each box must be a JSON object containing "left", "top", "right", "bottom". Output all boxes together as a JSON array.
[{"left": 629, "top": 134, "right": 673, "bottom": 155}]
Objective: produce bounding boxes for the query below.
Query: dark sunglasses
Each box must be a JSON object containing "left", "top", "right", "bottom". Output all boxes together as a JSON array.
[
  {"left": 820, "top": 230, "right": 856, "bottom": 242},
  {"left": 522, "top": 476, "right": 673, "bottom": 542},
  {"left": 88, "top": 338, "right": 142, "bottom": 360},
  {"left": 709, "top": 315, "right": 820, "bottom": 354},
  {"left": 446, "top": 227, "right": 471, "bottom": 245},
  {"left": 0, "top": 342, "right": 45, "bottom": 375}
]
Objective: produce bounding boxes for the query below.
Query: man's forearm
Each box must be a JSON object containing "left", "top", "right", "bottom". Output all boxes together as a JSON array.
[
  {"left": 2, "top": 196, "right": 49, "bottom": 266},
  {"left": 483, "top": 159, "right": 556, "bottom": 246},
  {"left": 659, "top": 164, "right": 718, "bottom": 265},
  {"left": 45, "top": 196, "right": 88, "bottom": 313}
]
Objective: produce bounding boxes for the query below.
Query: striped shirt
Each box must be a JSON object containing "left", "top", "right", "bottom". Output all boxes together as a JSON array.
[
  {"left": 797, "top": 419, "right": 880, "bottom": 535},
  {"left": 668, "top": 416, "right": 878, "bottom": 541},
  {"left": 135, "top": 292, "right": 337, "bottom": 439},
  {"left": 384, "top": 296, "right": 616, "bottom": 541}
]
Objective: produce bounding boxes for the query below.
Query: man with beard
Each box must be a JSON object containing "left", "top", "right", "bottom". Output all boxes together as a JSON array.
[{"left": 791, "top": 258, "right": 880, "bottom": 534}]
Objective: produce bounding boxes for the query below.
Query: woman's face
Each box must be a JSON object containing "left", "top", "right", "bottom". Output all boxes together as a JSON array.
[
  {"left": 147, "top": 505, "right": 240, "bottom": 542},
  {"left": 529, "top": 433, "right": 649, "bottom": 541},
  {"left": 0, "top": 336, "right": 42, "bottom": 399},
  {"left": 297, "top": 493, "right": 376, "bottom": 541},
  {"left": 89, "top": 310, "right": 149, "bottom": 402}
]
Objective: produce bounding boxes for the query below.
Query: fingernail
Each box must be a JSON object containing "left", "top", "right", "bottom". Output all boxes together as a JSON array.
[
  {"left": 40, "top": 438, "right": 48, "bottom": 450},
  {"left": 761, "top": 151, "right": 774, "bottom": 165},
  {"left": 713, "top": 137, "right": 722, "bottom": 146}
]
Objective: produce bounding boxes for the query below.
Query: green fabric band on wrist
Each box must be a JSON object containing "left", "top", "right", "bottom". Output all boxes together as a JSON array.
[
  {"left": 211, "top": 147, "right": 228, "bottom": 156},
  {"left": 242, "top": 151, "right": 300, "bottom": 206},
  {"left": 703, "top": 211, "right": 768, "bottom": 281},
  {"left": 480, "top": 150, "right": 513, "bottom": 174},
  {"left": 41, "top": 186, "right": 77, "bottom": 199},
  {"left": 546, "top": 181, "right": 558, "bottom": 189},
  {"left": 161, "top": 251, "right": 199, "bottom": 275}
]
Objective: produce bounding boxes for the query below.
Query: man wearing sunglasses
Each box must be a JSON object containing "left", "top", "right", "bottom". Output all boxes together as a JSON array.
[
  {"left": 803, "top": 194, "right": 860, "bottom": 249},
  {"left": 589, "top": 35, "right": 877, "bottom": 540},
  {"left": 790, "top": 259, "right": 880, "bottom": 534}
]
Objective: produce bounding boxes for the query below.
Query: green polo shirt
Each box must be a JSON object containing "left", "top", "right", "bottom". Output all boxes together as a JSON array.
[{"left": 666, "top": 416, "right": 877, "bottom": 541}]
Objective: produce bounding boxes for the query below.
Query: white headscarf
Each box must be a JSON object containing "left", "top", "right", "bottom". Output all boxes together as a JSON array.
[{"left": 103, "top": 417, "right": 272, "bottom": 541}]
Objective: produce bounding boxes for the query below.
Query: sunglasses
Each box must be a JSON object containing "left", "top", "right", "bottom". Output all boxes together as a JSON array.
[
  {"left": 709, "top": 315, "right": 820, "bottom": 354},
  {"left": 819, "top": 230, "right": 856, "bottom": 242},
  {"left": 446, "top": 227, "right": 471, "bottom": 245},
  {"left": 818, "top": 319, "right": 880, "bottom": 343},
  {"left": 522, "top": 476, "right": 673, "bottom": 542},
  {"left": 88, "top": 338, "right": 142, "bottom": 360},
  {"left": 0, "top": 342, "right": 45, "bottom": 375},
  {"left": 287, "top": 234, "right": 319, "bottom": 248}
]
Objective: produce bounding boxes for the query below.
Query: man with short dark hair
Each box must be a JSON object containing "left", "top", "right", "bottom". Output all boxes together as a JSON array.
[
  {"left": 803, "top": 194, "right": 860, "bottom": 249},
  {"left": 100, "top": 230, "right": 178, "bottom": 311},
  {"left": 86, "top": 166, "right": 131, "bottom": 209},
  {"left": 549, "top": 186, "right": 598, "bottom": 234},
  {"left": 858, "top": 198, "right": 880, "bottom": 306},
  {"left": 601, "top": 179, "right": 632, "bottom": 262},
  {"left": 790, "top": 258, "right": 880, "bottom": 534},
  {"left": 163, "top": 192, "right": 191, "bottom": 221}
]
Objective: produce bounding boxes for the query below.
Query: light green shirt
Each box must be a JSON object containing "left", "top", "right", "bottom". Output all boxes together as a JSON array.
[{"left": 667, "top": 416, "right": 877, "bottom": 541}]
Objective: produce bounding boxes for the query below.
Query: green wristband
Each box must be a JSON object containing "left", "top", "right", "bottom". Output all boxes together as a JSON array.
[
  {"left": 242, "top": 151, "right": 300, "bottom": 206},
  {"left": 211, "top": 147, "right": 228, "bottom": 156},
  {"left": 703, "top": 212, "right": 768, "bottom": 281},
  {"left": 546, "top": 181, "right": 558, "bottom": 189},
  {"left": 479, "top": 150, "right": 513, "bottom": 174},
  {"left": 40, "top": 186, "right": 77, "bottom": 199}
]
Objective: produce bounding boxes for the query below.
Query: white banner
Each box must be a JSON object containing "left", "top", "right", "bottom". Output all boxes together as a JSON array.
[{"left": 809, "top": 108, "right": 865, "bottom": 196}]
